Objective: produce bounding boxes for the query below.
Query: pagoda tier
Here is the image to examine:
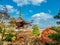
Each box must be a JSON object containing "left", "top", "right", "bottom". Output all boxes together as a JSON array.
[{"left": 16, "top": 17, "right": 31, "bottom": 29}]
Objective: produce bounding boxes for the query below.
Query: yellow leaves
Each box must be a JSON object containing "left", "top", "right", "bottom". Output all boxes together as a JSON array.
[{"left": 11, "top": 36, "right": 16, "bottom": 41}]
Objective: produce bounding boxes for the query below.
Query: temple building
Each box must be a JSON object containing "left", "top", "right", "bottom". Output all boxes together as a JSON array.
[{"left": 16, "top": 8, "right": 31, "bottom": 29}]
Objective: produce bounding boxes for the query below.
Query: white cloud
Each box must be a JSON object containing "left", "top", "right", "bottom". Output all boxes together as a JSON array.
[
  {"left": 13, "top": 0, "right": 46, "bottom": 6},
  {"left": 6, "top": 5, "right": 20, "bottom": 17},
  {"left": 0, "top": 5, "right": 19, "bottom": 17},
  {"left": 6, "top": 5, "right": 15, "bottom": 13},
  {"left": 0, "top": 5, "right": 4, "bottom": 10},
  {"left": 32, "top": 12, "right": 53, "bottom": 20},
  {"left": 6, "top": 5, "right": 13, "bottom": 9},
  {"left": 31, "top": 12, "right": 54, "bottom": 28}
]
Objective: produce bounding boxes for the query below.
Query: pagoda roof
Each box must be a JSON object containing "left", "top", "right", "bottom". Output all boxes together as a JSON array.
[{"left": 16, "top": 17, "right": 30, "bottom": 23}]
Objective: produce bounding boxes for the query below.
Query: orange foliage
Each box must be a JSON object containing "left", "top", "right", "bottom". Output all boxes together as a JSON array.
[{"left": 40, "top": 27, "right": 57, "bottom": 43}]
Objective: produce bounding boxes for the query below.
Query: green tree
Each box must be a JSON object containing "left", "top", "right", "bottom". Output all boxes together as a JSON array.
[
  {"left": 0, "top": 8, "right": 10, "bottom": 41},
  {"left": 48, "top": 26, "right": 60, "bottom": 45},
  {"left": 51, "top": 26, "right": 60, "bottom": 33},
  {"left": 0, "top": 27, "right": 2, "bottom": 33},
  {"left": 48, "top": 33, "right": 60, "bottom": 42},
  {"left": 3, "top": 33, "right": 16, "bottom": 41},
  {"left": 32, "top": 25, "right": 40, "bottom": 37}
]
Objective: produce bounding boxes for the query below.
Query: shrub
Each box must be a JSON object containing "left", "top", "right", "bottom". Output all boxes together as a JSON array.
[
  {"left": 51, "top": 26, "right": 60, "bottom": 33},
  {"left": 48, "top": 33, "right": 60, "bottom": 42}
]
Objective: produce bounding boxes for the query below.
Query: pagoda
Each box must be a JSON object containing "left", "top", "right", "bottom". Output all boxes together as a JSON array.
[
  {"left": 14, "top": 8, "right": 32, "bottom": 44},
  {"left": 16, "top": 8, "right": 31, "bottom": 29}
]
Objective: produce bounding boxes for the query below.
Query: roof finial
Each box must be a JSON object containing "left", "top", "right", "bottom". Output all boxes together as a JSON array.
[{"left": 20, "top": 7, "right": 22, "bottom": 18}]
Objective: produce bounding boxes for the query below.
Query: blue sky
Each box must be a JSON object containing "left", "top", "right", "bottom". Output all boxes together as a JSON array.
[{"left": 0, "top": 0, "right": 60, "bottom": 29}]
